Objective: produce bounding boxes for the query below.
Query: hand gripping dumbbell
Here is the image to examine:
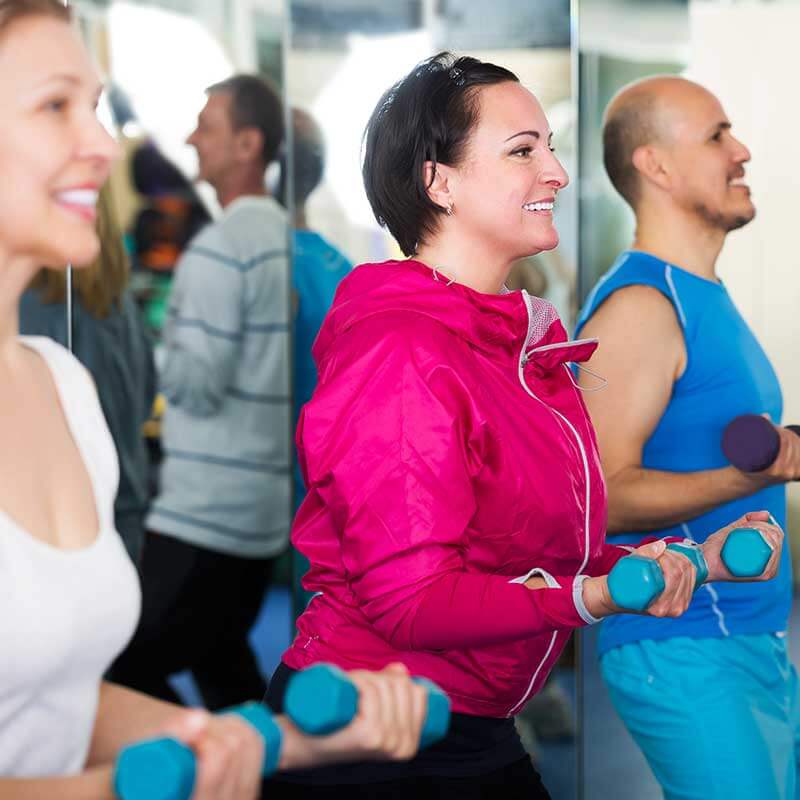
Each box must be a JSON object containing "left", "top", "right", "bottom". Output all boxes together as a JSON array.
[
  {"left": 284, "top": 663, "right": 451, "bottom": 749},
  {"left": 113, "top": 702, "right": 280, "bottom": 800},
  {"left": 608, "top": 528, "right": 773, "bottom": 612},
  {"left": 722, "top": 414, "right": 800, "bottom": 472}
]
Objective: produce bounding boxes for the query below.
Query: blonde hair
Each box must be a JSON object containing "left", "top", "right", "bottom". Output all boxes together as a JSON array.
[
  {"left": 0, "top": 0, "right": 70, "bottom": 39},
  {"left": 30, "top": 185, "right": 129, "bottom": 319}
]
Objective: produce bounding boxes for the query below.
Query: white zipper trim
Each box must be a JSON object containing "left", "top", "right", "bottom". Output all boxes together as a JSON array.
[{"left": 507, "top": 292, "right": 594, "bottom": 717}]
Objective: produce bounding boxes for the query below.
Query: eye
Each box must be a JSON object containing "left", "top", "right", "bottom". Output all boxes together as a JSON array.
[
  {"left": 43, "top": 97, "right": 68, "bottom": 113},
  {"left": 711, "top": 131, "right": 723, "bottom": 143},
  {"left": 511, "top": 146, "right": 533, "bottom": 158}
]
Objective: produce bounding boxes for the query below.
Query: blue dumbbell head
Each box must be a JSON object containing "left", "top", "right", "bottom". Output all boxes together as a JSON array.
[
  {"left": 608, "top": 555, "right": 666, "bottom": 612},
  {"left": 285, "top": 663, "right": 359, "bottom": 736},
  {"left": 666, "top": 543, "right": 709, "bottom": 590},
  {"left": 114, "top": 737, "right": 196, "bottom": 800},
  {"left": 412, "top": 677, "right": 451, "bottom": 748},
  {"left": 114, "top": 703, "right": 281, "bottom": 800},
  {"left": 722, "top": 527, "right": 773, "bottom": 578}
]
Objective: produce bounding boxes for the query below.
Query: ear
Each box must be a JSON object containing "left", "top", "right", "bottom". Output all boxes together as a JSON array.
[
  {"left": 235, "top": 127, "right": 264, "bottom": 163},
  {"left": 423, "top": 160, "right": 455, "bottom": 212},
  {"left": 631, "top": 144, "right": 672, "bottom": 193}
]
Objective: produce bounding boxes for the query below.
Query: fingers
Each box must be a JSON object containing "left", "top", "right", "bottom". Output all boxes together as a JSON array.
[
  {"left": 645, "top": 550, "right": 695, "bottom": 619},
  {"left": 630, "top": 539, "right": 666, "bottom": 559},
  {"left": 766, "top": 426, "right": 800, "bottom": 481},
  {"left": 310, "top": 665, "right": 427, "bottom": 766},
  {"left": 190, "top": 715, "right": 264, "bottom": 800}
]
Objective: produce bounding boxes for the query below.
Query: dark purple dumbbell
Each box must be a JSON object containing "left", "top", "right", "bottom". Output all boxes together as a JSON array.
[{"left": 721, "top": 415, "right": 800, "bottom": 472}]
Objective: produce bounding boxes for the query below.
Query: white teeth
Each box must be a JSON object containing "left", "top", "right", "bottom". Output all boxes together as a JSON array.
[
  {"left": 523, "top": 201, "right": 554, "bottom": 212},
  {"left": 729, "top": 177, "right": 748, "bottom": 187},
  {"left": 55, "top": 189, "right": 98, "bottom": 206}
]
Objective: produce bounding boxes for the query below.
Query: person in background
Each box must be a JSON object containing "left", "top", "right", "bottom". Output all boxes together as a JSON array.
[
  {"left": 575, "top": 75, "right": 800, "bottom": 800},
  {"left": 20, "top": 183, "right": 155, "bottom": 568},
  {"left": 112, "top": 73, "right": 292, "bottom": 711}
]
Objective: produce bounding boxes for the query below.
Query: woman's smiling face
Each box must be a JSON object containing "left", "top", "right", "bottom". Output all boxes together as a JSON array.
[
  {"left": 444, "top": 81, "right": 569, "bottom": 262},
  {"left": 0, "top": 15, "right": 117, "bottom": 269}
]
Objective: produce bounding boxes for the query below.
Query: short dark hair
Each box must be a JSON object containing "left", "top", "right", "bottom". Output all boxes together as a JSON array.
[
  {"left": 0, "top": 0, "right": 70, "bottom": 39},
  {"left": 207, "top": 74, "right": 284, "bottom": 167},
  {"left": 362, "top": 51, "right": 519, "bottom": 257},
  {"left": 603, "top": 92, "right": 658, "bottom": 209},
  {"left": 291, "top": 108, "right": 324, "bottom": 207}
]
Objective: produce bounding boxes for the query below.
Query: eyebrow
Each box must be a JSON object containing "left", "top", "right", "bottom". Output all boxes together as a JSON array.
[
  {"left": 505, "top": 130, "right": 540, "bottom": 142},
  {"left": 33, "top": 74, "right": 103, "bottom": 96},
  {"left": 708, "top": 121, "right": 732, "bottom": 137}
]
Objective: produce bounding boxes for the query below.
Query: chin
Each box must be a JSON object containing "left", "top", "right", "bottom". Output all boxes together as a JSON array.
[{"left": 42, "top": 237, "right": 100, "bottom": 268}]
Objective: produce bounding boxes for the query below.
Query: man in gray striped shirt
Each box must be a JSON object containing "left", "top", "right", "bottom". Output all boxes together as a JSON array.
[{"left": 112, "top": 74, "right": 291, "bottom": 710}]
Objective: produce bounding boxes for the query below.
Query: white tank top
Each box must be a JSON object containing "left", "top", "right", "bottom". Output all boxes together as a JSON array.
[{"left": 0, "top": 337, "right": 141, "bottom": 777}]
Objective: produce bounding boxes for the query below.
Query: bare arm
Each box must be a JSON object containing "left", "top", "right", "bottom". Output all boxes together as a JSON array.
[{"left": 579, "top": 285, "right": 770, "bottom": 533}]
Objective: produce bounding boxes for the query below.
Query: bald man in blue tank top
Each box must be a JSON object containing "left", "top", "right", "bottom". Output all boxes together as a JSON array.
[{"left": 576, "top": 76, "right": 800, "bottom": 800}]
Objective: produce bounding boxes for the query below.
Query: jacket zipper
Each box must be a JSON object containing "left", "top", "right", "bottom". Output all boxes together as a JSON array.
[{"left": 507, "top": 290, "right": 593, "bottom": 717}]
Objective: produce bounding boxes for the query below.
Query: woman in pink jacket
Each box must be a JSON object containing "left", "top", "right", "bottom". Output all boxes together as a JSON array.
[{"left": 266, "top": 52, "right": 783, "bottom": 798}]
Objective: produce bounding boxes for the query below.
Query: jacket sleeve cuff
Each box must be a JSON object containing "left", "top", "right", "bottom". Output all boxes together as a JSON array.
[
  {"left": 572, "top": 575, "right": 601, "bottom": 625},
  {"left": 510, "top": 569, "right": 595, "bottom": 629}
]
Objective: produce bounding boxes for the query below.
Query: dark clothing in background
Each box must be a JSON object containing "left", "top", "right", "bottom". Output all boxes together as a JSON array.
[{"left": 19, "top": 289, "right": 156, "bottom": 566}]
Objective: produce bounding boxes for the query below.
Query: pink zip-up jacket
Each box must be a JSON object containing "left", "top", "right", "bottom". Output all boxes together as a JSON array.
[{"left": 283, "top": 259, "right": 629, "bottom": 718}]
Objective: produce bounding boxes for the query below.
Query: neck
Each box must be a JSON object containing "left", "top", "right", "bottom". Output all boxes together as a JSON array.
[
  {"left": 632, "top": 202, "right": 726, "bottom": 281},
  {"left": 214, "top": 168, "right": 268, "bottom": 210},
  {"left": 293, "top": 208, "right": 308, "bottom": 230},
  {"left": 414, "top": 229, "right": 518, "bottom": 295},
  {"left": 0, "top": 252, "right": 38, "bottom": 359}
]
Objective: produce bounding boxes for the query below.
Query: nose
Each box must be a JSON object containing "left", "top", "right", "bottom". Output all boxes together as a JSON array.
[
  {"left": 79, "top": 116, "right": 120, "bottom": 177},
  {"left": 186, "top": 128, "right": 198, "bottom": 147},
  {"left": 731, "top": 133, "right": 751, "bottom": 165},
  {"left": 542, "top": 150, "right": 569, "bottom": 191}
]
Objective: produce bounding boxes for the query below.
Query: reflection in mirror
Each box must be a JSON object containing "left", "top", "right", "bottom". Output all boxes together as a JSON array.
[
  {"left": 578, "top": 3, "right": 800, "bottom": 800},
  {"left": 285, "top": 1, "right": 577, "bottom": 796},
  {"left": 64, "top": 0, "right": 295, "bottom": 714}
]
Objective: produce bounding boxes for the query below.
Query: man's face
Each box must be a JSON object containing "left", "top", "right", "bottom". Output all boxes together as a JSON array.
[
  {"left": 663, "top": 85, "right": 754, "bottom": 232},
  {"left": 186, "top": 92, "right": 237, "bottom": 189}
]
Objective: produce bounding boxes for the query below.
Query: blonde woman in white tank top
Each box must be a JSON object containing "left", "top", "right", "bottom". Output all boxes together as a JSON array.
[{"left": 0, "top": 3, "right": 429, "bottom": 798}]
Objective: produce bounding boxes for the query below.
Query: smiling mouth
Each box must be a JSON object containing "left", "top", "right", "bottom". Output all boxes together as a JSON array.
[
  {"left": 728, "top": 177, "right": 750, "bottom": 191},
  {"left": 55, "top": 189, "right": 99, "bottom": 222},
  {"left": 522, "top": 201, "right": 554, "bottom": 213}
]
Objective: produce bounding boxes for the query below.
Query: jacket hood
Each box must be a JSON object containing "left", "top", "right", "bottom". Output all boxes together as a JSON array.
[{"left": 314, "top": 259, "right": 596, "bottom": 369}]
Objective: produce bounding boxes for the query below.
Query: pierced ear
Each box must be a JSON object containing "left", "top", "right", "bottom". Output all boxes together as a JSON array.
[
  {"left": 423, "top": 160, "right": 454, "bottom": 212},
  {"left": 632, "top": 144, "right": 671, "bottom": 192}
]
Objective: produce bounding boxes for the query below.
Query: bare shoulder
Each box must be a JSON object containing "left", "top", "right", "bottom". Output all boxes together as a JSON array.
[
  {"left": 582, "top": 284, "right": 682, "bottom": 339},
  {"left": 581, "top": 285, "right": 686, "bottom": 380}
]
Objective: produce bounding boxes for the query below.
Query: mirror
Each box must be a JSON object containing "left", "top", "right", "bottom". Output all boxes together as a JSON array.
[
  {"left": 68, "top": 0, "right": 294, "bottom": 713},
  {"left": 578, "top": 2, "right": 800, "bottom": 798}
]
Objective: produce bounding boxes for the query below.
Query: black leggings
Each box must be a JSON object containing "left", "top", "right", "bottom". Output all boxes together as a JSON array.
[
  {"left": 263, "top": 662, "right": 551, "bottom": 799},
  {"left": 263, "top": 758, "right": 551, "bottom": 798}
]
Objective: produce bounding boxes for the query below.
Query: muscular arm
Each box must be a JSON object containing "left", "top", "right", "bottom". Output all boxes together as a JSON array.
[{"left": 579, "top": 285, "right": 764, "bottom": 533}]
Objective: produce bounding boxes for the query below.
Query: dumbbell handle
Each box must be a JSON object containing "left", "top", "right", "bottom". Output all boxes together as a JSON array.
[
  {"left": 608, "top": 528, "right": 772, "bottom": 612},
  {"left": 113, "top": 702, "right": 280, "bottom": 800},
  {"left": 284, "top": 664, "right": 451, "bottom": 749}
]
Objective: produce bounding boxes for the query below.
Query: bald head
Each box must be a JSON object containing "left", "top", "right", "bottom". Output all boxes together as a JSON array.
[{"left": 603, "top": 76, "right": 712, "bottom": 209}]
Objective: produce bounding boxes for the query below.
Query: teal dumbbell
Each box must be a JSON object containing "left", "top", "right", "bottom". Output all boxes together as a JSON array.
[
  {"left": 721, "top": 527, "right": 773, "bottom": 577},
  {"left": 284, "top": 663, "right": 451, "bottom": 749},
  {"left": 113, "top": 702, "right": 280, "bottom": 800},
  {"left": 608, "top": 543, "right": 709, "bottom": 612}
]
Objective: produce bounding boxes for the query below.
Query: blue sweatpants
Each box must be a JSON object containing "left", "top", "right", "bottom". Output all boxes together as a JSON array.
[{"left": 601, "top": 634, "right": 800, "bottom": 800}]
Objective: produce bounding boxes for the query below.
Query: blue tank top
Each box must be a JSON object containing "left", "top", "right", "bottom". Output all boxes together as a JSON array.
[{"left": 575, "top": 250, "right": 791, "bottom": 653}]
